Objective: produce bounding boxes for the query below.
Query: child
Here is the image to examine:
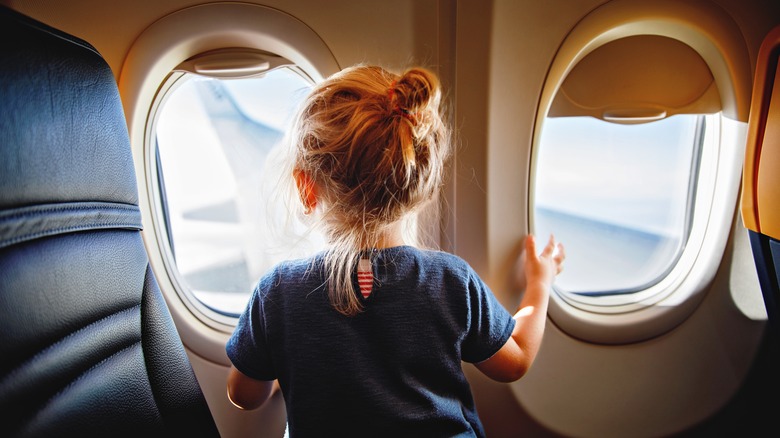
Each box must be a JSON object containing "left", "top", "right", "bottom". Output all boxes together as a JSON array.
[{"left": 225, "top": 65, "right": 565, "bottom": 437}]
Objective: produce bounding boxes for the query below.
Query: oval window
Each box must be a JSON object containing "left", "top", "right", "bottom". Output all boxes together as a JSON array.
[
  {"left": 529, "top": 19, "right": 752, "bottom": 344},
  {"left": 153, "top": 62, "right": 326, "bottom": 319},
  {"left": 529, "top": 28, "right": 751, "bottom": 346}
]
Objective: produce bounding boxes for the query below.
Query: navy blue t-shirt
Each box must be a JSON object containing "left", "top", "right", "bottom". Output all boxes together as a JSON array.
[{"left": 226, "top": 246, "right": 515, "bottom": 437}]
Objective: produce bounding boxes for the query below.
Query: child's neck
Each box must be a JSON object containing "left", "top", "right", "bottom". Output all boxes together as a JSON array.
[{"left": 368, "top": 222, "right": 406, "bottom": 249}]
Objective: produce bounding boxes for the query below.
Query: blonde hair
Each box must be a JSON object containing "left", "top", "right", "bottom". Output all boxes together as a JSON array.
[{"left": 288, "top": 65, "right": 451, "bottom": 316}]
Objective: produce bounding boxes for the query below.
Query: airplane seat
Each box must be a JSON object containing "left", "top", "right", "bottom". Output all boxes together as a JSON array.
[
  {"left": 0, "top": 6, "right": 220, "bottom": 437},
  {"left": 742, "top": 24, "right": 780, "bottom": 362}
]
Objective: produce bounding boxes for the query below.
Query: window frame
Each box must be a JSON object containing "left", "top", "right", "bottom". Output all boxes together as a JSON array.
[
  {"left": 527, "top": 8, "right": 752, "bottom": 344},
  {"left": 119, "top": 3, "right": 340, "bottom": 342},
  {"left": 534, "top": 113, "right": 719, "bottom": 310},
  {"left": 537, "top": 114, "right": 747, "bottom": 345}
]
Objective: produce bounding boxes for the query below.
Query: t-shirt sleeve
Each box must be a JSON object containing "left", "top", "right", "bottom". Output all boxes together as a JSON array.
[
  {"left": 460, "top": 266, "right": 516, "bottom": 364},
  {"left": 225, "top": 272, "right": 277, "bottom": 381}
]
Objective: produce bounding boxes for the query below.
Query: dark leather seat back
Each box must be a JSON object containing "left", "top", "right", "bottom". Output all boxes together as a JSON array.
[{"left": 0, "top": 7, "right": 219, "bottom": 437}]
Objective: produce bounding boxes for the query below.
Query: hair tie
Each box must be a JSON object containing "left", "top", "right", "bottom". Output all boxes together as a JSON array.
[
  {"left": 387, "top": 81, "right": 418, "bottom": 165},
  {"left": 387, "top": 81, "right": 397, "bottom": 100},
  {"left": 387, "top": 81, "right": 418, "bottom": 125},
  {"left": 394, "top": 107, "right": 418, "bottom": 125}
]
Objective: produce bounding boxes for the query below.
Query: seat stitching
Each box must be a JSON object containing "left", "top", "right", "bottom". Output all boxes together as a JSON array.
[{"left": 0, "top": 304, "right": 142, "bottom": 386}]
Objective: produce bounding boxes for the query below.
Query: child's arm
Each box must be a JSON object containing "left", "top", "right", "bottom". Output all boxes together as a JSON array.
[
  {"left": 475, "top": 234, "right": 565, "bottom": 382},
  {"left": 227, "top": 366, "right": 279, "bottom": 410}
]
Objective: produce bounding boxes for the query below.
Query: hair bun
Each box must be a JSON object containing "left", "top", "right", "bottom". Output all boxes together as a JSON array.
[{"left": 394, "top": 68, "right": 441, "bottom": 114}]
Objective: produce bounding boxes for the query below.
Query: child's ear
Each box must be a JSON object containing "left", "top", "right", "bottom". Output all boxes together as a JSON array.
[{"left": 293, "top": 169, "right": 318, "bottom": 213}]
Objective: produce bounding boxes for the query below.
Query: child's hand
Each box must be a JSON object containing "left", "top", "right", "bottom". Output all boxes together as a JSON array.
[{"left": 516, "top": 234, "right": 565, "bottom": 291}]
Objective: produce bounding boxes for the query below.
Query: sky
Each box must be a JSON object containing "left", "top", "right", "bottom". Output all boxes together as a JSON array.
[{"left": 535, "top": 115, "right": 700, "bottom": 237}]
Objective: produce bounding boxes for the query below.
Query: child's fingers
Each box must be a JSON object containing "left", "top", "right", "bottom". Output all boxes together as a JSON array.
[
  {"left": 554, "top": 243, "right": 565, "bottom": 263},
  {"left": 526, "top": 234, "right": 564, "bottom": 274},
  {"left": 554, "top": 243, "right": 565, "bottom": 274},
  {"left": 525, "top": 234, "right": 538, "bottom": 259},
  {"left": 539, "top": 234, "right": 556, "bottom": 258}
]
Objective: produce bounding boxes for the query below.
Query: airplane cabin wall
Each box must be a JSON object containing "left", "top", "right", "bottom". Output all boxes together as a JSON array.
[
  {"left": 2, "top": 0, "right": 778, "bottom": 437},
  {"left": 472, "top": 0, "right": 778, "bottom": 436}
]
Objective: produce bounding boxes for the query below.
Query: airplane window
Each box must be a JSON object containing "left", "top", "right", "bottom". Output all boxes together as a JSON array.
[
  {"left": 154, "top": 68, "right": 326, "bottom": 317},
  {"left": 534, "top": 114, "right": 705, "bottom": 296}
]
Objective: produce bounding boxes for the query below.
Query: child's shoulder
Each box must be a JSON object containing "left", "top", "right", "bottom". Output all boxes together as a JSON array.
[
  {"left": 394, "top": 248, "right": 489, "bottom": 294},
  {"left": 397, "top": 246, "right": 476, "bottom": 275},
  {"left": 414, "top": 246, "right": 463, "bottom": 262},
  {"left": 260, "top": 253, "right": 324, "bottom": 282}
]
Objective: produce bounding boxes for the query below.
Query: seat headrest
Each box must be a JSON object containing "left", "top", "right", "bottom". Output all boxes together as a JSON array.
[{"left": 0, "top": 6, "right": 138, "bottom": 210}]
